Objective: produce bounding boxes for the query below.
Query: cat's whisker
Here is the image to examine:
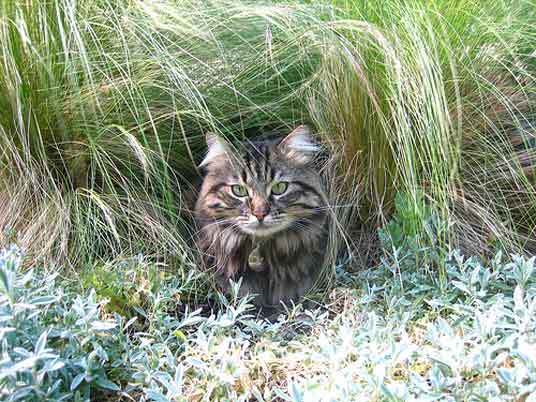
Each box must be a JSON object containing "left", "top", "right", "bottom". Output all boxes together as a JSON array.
[
  {"left": 303, "top": 204, "right": 351, "bottom": 212},
  {"left": 291, "top": 222, "right": 325, "bottom": 233},
  {"left": 287, "top": 217, "right": 329, "bottom": 234},
  {"left": 192, "top": 218, "right": 240, "bottom": 237},
  {"left": 201, "top": 221, "right": 243, "bottom": 257}
]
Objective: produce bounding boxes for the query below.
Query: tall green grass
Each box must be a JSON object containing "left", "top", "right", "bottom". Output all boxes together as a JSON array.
[
  {"left": 311, "top": 0, "right": 536, "bottom": 257},
  {"left": 0, "top": 0, "right": 535, "bottom": 273}
]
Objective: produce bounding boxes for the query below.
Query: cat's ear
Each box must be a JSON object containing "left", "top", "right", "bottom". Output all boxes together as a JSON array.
[
  {"left": 199, "top": 132, "right": 229, "bottom": 167},
  {"left": 278, "top": 125, "right": 319, "bottom": 164}
]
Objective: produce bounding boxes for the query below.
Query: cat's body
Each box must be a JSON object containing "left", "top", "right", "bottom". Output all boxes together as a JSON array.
[{"left": 194, "top": 126, "right": 329, "bottom": 307}]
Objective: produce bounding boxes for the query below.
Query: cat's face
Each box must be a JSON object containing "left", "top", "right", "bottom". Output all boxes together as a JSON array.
[{"left": 196, "top": 126, "right": 327, "bottom": 238}]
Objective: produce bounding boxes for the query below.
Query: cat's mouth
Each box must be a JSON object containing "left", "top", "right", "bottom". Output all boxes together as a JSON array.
[{"left": 238, "top": 215, "right": 291, "bottom": 237}]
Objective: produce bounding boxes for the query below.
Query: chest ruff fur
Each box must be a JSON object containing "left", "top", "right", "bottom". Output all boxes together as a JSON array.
[{"left": 197, "top": 221, "right": 328, "bottom": 307}]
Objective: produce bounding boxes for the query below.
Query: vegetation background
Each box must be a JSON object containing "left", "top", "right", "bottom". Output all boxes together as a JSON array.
[{"left": 1, "top": 0, "right": 535, "bottom": 401}]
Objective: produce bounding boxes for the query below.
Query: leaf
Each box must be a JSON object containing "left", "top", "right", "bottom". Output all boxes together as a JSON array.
[
  {"left": 0, "top": 266, "right": 12, "bottom": 295},
  {"left": 519, "top": 382, "right": 536, "bottom": 395},
  {"left": 251, "top": 386, "right": 265, "bottom": 402},
  {"left": 186, "top": 358, "right": 205, "bottom": 368},
  {"left": 35, "top": 330, "right": 48, "bottom": 354},
  {"left": 44, "top": 358, "right": 65, "bottom": 372},
  {"left": 0, "top": 327, "right": 15, "bottom": 340},
  {"left": 173, "top": 364, "right": 184, "bottom": 392},
  {"left": 0, "top": 314, "right": 13, "bottom": 323},
  {"left": 380, "top": 384, "right": 397, "bottom": 401},
  {"left": 451, "top": 280, "right": 471, "bottom": 295},
  {"left": 145, "top": 390, "right": 171, "bottom": 402},
  {"left": 525, "top": 387, "right": 536, "bottom": 402},
  {"left": 71, "top": 373, "right": 85, "bottom": 391},
  {"left": 173, "top": 330, "right": 187, "bottom": 343},
  {"left": 91, "top": 320, "right": 117, "bottom": 331},
  {"left": 13, "top": 347, "right": 31, "bottom": 358},
  {"left": 289, "top": 381, "right": 303, "bottom": 402},
  {"left": 19, "top": 269, "right": 34, "bottom": 286},
  {"left": 123, "top": 316, "right": 138, "bottom": 330},
  {"left": 273, "top": 389, "right": 292, "bottom": 402},
  {"left": 13, "top": 303, "right": 36, "bottom": 310},
  {"left": 178, "top": 308, "right": 204, "bottom": 328},
  {"left": 95, "top": 377, "right": 120, "bottom": 392},
  {"left": 31, "top": 296, "right": 58, "bottom": 305},
  {"left": 133, "top": 305, "right": 148, "bottom": 319},
  {"left": 514, "top": 286, "right": 525, "bottom": 311},
  {"left": 10, "top": 387, "right": 33, "bottom": 401}
]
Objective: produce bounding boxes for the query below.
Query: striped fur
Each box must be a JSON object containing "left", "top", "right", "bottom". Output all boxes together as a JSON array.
[{"left": 194, "top": 126, "right": 329, "bottom": 308}]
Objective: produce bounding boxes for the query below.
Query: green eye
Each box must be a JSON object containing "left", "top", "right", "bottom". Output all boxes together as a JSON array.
[
  {"left": 231, "top": 184, "right": 248, "bottom": 197},
  {"left": 272, "top": 181, "right": 289, "bottom": 195}
]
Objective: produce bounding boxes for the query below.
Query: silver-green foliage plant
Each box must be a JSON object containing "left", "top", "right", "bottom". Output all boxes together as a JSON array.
[
  {"left": 0, "top": 246, "right": 125, "bottom": 401},
  {"left": 119, "top": 244, "right": 536, "bottom": 402},
  {"left": 1, "top": 234, "right": 536, "bottom": 401}
]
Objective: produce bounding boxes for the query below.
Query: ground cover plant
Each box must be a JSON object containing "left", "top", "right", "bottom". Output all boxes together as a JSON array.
[
  {"left": 1, "top": 0, "right": 536, "bottom": 400},
  {"left": 2, "top": 214, "right": 536, "bottom": 401}
]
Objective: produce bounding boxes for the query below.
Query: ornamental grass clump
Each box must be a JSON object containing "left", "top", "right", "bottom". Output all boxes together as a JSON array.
[{"left": 1, "top": 0, "right": 535, "bottom": 268}]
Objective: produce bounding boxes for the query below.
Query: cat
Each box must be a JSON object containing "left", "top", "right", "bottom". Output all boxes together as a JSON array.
[{"left": 194, "top": 125, "right": 329, "bottom": 309}]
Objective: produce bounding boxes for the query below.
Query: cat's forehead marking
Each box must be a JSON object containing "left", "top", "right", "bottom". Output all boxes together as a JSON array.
[
  {"left": 215, "top": 137, "right": 309, "bottom": 189},
  {"left": 238, "top": 142, "right": 272, "bottom": 182}
]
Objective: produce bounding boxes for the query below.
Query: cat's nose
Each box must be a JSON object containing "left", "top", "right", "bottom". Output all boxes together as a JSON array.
[
  {"left": 253, "top": 207, "right": 270, "bottom": 222},
  {"left": 254, "top": 211, "right": 268, "bottom": 222},
  {"left": 252, "top": 199, "right": 270, "bottom": 222}
]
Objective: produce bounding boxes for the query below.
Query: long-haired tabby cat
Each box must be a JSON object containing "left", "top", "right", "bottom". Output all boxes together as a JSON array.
[{"left": 194, "top": 125, "right": 329, "bottom": 309}]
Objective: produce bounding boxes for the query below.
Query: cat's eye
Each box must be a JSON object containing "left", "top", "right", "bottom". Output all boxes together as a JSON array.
[
  {"left": 231, "top": 184, "right": 248, "bottom": 197},
  {"left": 271, "top": 181, "right": 289, "bottom": 195}
]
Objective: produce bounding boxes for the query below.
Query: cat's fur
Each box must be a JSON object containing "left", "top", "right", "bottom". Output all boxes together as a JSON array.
[{"left": 194, "top": 126, "right": 329, "bottom": 308}]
